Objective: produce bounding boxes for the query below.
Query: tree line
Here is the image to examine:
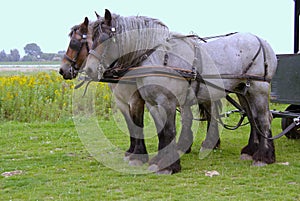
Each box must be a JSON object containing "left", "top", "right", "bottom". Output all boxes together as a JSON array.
[{"left": 0, "top": 43, "right": 65, "bottom": 62}]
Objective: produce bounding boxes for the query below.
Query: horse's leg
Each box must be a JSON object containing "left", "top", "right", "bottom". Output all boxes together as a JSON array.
[
  {"left": 237, "top": 94, "right": 258, "bottom": 161},
  {"left": 250, "top": 99, "right": 275, "bottom": 166},
  {"left": 115, "top": 96, "right": 148, "bottom": 165},
  {"left": 240, "top": 84, "right": 275, "bottom": 165},
  {"left": 115, "top": 99, "right": 135, "bottom": 158},
  {"left": 147, "top": 101, "right": 181, "bottom": 174},
  {"left": 128, "top": 94, "right": 149, "bottom": 165},
  {"left": 200, "top": 101, "right": 220, "bottom": 151},
  {"left": 177, "top": 105, "right": 193, "bottom": 154}
]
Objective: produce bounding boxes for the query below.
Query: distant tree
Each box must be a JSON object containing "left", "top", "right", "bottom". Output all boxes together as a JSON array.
[
  {"left": 22, "top": 55, "right": 38, "bottom": 62},
  {"left": 0, "top": 50, "right": 8, "bottom": 62},
  {"left": 24, "top": 43, "right": 42, "bottom": 57},
  {"left": 9, "top": 49, "right": 20, "bottom": 61},
  {"left": 40, "top": 53, "right": 56, "bottom": 61},
  {"left": 57, "top": 50, "right": 66, "bottom": 55},
  {"left": 52, "top": 54, "right": 63, "bottom": 61}
]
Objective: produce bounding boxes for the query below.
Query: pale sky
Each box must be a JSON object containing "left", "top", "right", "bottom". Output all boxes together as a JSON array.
[{"left": 0, "top": 0, "right": 295, "bottom": 56}]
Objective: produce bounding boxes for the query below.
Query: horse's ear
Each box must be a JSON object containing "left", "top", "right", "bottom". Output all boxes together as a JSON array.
[
  {"left": 95, "top": 11, "right": 100, "bottom": 19},
  {"left": 84, "top": 17, "right": 89, "bottom": 27},
  {"left": 104, "top": 9, "right": 112, "bottom": 26}
]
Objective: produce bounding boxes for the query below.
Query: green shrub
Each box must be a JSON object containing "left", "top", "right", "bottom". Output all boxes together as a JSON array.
[{"left": 0, "top": 71, "right": 112, "bottom": 122}]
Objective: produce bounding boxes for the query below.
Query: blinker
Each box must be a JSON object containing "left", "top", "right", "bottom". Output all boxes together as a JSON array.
[
  {"left": 100, "top": 33, "right": 110, "bottom": 43},
  {"left": 69, "top": 39, "right": 81, "bottom": 51}
]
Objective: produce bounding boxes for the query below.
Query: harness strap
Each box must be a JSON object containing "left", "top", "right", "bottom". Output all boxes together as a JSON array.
[
  {"left": 85, "top": 41, "right": 90, "bottom": 56},
  {"left": 198, "top": 95, "right": 248, "bottom": 130},
  {"left": 168, "top": 32, "right": 238, "bottom": 43},
  {"left": 270, "top": 122, "right": 297, "bottom": 140},
  {"left": 64, "top": 54, "right": 76, "bottom": 64},
  {"left": 201, "top": 74, "right": 271, "bottom": 83},
  {"left": 237, "top": 91, "right": 292, "bottom": 141},
  {"left": 89, "top": 49, "right": 103, "bottom": 61},
  {"left": 192, "top": 42, "right": 202, "bottom": 75},
  {"left": 243, "top": 43, "right": 262, "bottom": 74},
  {"left": 102, "top": 65, "right": 271, "bottom": 86},
  {"left": 243, "top": 36, "right": 269, "bottom": 81},
  {"left": 169, "top": 34, "right": 207, "bottom": 43}
]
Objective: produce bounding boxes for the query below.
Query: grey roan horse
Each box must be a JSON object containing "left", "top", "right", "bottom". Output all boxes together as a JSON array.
[
  {"left": 84, "top": 9, "right": 277, "bottom": 174},
  {"left": 59, "top": 16, "right": 220, "bottom": 168}
]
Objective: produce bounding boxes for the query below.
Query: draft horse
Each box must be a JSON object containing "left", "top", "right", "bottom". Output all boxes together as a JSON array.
[
  {"left": 84, "top": 9, "right": 277, "bottom": 174},
  {"left": 59, "top": 16, "right": 217, "bottom": 167}
]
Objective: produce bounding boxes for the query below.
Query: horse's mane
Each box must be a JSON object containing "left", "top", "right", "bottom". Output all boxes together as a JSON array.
[
  {"left": 69, "top": 25, "right": 80, "bottom": 37},
  {"left": 92, "top": 13, "right": 170, "bottom": 66},
  {"left": 69, "top": 21, "right": 95, "bottom": 37},
  {"left": 92, "top": 14, "right": 168, "bottom": 38}
]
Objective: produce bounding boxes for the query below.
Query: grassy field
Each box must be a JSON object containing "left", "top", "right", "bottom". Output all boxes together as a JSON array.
[
  {"left": 1, "top": 118, "right": 300, "bottom": 200},
  {"left": 1, "top": 72, "right": 300, "bottom": 200}
]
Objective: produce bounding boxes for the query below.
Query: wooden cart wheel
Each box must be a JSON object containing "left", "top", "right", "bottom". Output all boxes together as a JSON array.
[{"left": 281, "top": 104, "right": 300, "bottom": 139}]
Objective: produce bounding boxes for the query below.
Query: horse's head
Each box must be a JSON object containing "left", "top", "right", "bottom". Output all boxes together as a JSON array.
[
  {"left": 84, "top": 9, "right": 170, "bottom": 81},
  {"left": 84, "top": 9, "right": 119, "bottom": 81},
  {"left": 59, "top": 17, "right": 92, "bottom": 80}
]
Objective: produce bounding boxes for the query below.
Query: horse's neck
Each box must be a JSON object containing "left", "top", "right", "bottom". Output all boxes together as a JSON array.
[
  {"left": 116, "top": 17, "right": 169, "bottom": 66},
  {"left": 143, "top": 36, "right": 196, "bottom": 70}
]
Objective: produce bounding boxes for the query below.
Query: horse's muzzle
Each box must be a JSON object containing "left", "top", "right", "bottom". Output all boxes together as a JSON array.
[{"left": 59, "top": 64, "right": 78, "bottom": 80}]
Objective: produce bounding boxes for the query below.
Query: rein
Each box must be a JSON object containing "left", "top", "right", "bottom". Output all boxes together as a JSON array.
[
  {"left": 100, "top": 65, "right": 271, "bottom": 85},
  {"left": 167, "top": 32, "right": 238, "bottom": 43}
]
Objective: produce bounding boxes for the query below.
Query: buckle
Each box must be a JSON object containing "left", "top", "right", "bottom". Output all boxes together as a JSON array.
[{"left": 293, "top": 116, "right": 300, "bottom": 126}]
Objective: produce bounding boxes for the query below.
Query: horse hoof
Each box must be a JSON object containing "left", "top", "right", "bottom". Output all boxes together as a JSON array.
[
  {"left": 148, "top": 164, "right": 159, "bottom": 172},
  {"left": 240, "top": 154, "right": 253, "bottom": 161},
  {"left": 156, "top": 169, "right": 172, "bottom": 175},
  {"left": 252, "top": 161, "right": 267, "bottom": 167},
  {"left": 128, "top": 160, "right": 144, "bottom": 167}
]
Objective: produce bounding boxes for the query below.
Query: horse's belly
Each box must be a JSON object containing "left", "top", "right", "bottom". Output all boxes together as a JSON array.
[
  {"left": 110, "top": 83, "right": 139, "bottom": 104},
  {"left": 136, "top": 76, "right": 190, "bottom": 106},
  {"left": 193, "top": 79, "right": 238, "bottom": 102}
]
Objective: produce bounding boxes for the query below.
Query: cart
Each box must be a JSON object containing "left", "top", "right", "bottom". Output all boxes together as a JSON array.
[
  {"left": 220, "top": 0, "right": 300, "bottom": 139},
  {"left": 269, "top": 0, "right": 300, "bottom": 139}
]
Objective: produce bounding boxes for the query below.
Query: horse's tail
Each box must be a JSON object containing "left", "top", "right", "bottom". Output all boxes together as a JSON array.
[{"left": 198, "top": 104, "right": 207, "bottom": 120}]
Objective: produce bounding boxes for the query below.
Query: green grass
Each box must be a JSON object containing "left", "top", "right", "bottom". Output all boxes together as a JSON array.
[
  {"left": 1, "top": 115, "right": 300, "bottom": 200},
  {"left": 1, "top": 72, "right": 300, "bottom": 200}
]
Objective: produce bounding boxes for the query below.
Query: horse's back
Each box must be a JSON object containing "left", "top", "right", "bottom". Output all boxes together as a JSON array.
[{"left": 200, "top": 32, "right": 277, "bottom": 78}]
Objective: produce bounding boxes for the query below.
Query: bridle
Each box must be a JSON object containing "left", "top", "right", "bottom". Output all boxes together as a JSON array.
[
  {"left": 64, "top": 29, "right": 90, "bottom": 75},
  {"left": 88, "top": 21, "right": 117, "bottom": 80}
]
